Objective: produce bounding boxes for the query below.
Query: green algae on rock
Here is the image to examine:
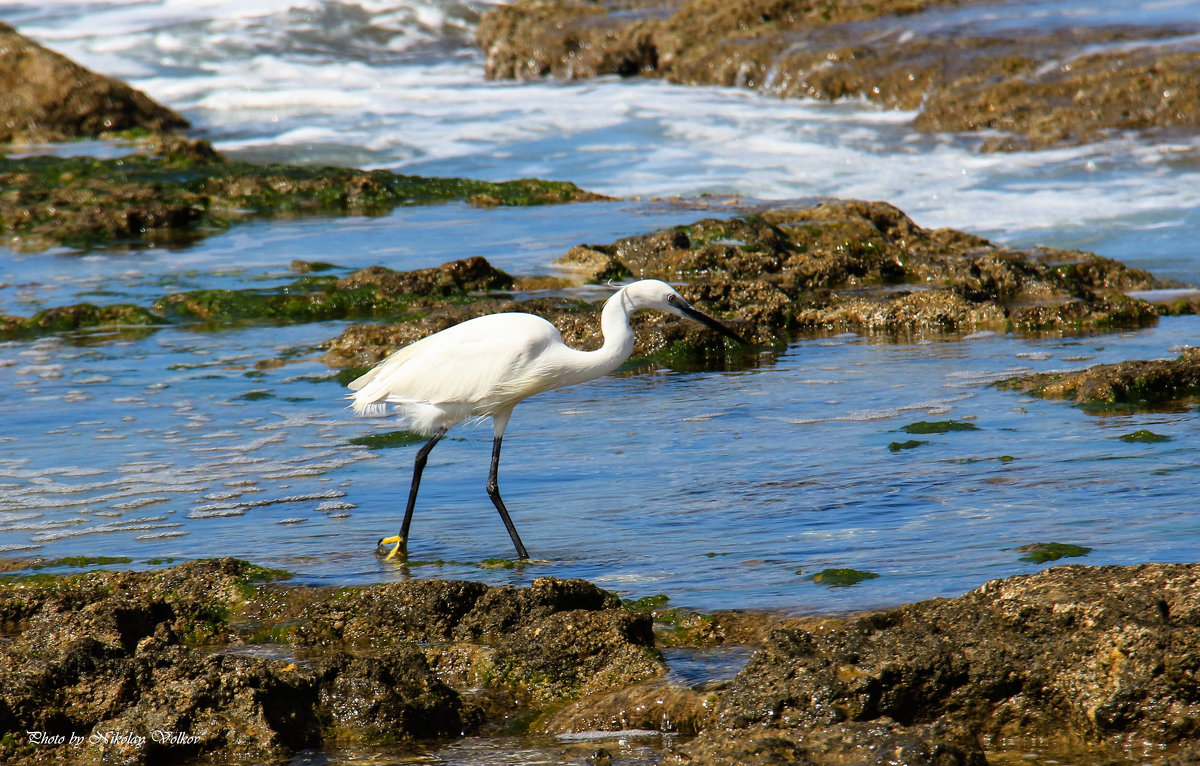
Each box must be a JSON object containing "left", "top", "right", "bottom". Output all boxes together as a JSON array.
[
  {"left": 901, "top": 420, "right": 981, "bottom": 434},
  {"left": 1016, "top": 542, "right": 1093, "bottom": 564},
  {"left": 1119, "top": 429, "right": 1172, "bottom": 444},
  {"left": 0, "top": 150, "right": 608, "bottom": 251},
  {"left": 155, "top": 257, "right": 513, "bottom": 323},
  {"left": 0, "top": 303, "right": 165, "bottom": 337},
  {"left": 27, "top": 555, "right": 134, "bottom": 570},
  {"left": 810, "top": 567, "right": 881, "bottom": 586},
  {"left": 1, "top": 257, "right": 514, "bottom": 340},
  {"left": 889, "top": 439, "right": 929, "bottom": 451},
  {"left": 347, "top": 430, "right": 428, "bottom": 450}
]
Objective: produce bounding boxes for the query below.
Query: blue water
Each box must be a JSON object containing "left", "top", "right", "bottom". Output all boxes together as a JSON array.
[{"left": 1, "top": 0, "right": 1199, "bottom": 617}]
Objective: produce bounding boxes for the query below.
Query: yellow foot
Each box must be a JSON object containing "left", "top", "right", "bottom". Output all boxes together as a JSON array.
[{"left": 376, "top": 535, "right": 405, "bottom": 560}]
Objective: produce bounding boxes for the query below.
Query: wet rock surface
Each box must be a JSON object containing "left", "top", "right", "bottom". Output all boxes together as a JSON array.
[
  {"left": 0, "top": 23, "right": 189, "bottom": 144},
  {"left": 155, "top": 256, "right": 515, "bottom": 324},
  {"left": 0, "top": 147, "right": 607, "bottom": 252},
  {"left": 996, "top": 347, "right": 1200, "bottom": 408},
  {"left": 0, "top": 303, "right": 164, "bottom": 336},
  {"left": 690, "top": 563, "right": 1200, "bottom": 765},
  {"left": 5, "top": 559, "right": 1200, "bottom": 764},
  {"left": 672, "top": 721, "right": 985, "bottom": 766},
  {"left": 0, "top": 257, "right": 517, "bottom": 339},
  {"left": 0, "top": 559, "right": 661, "bottom": 763},
  {"left": 478, "top": 0, "right": 1200, "bottom": 151},
  {"left": 322, "top": 199, "right": 1178, "bottom": 371}
]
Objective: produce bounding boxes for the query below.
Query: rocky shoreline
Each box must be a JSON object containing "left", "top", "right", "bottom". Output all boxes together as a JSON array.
[{"left": 2, "top": 558, "right": 1200, "bottom": 764}]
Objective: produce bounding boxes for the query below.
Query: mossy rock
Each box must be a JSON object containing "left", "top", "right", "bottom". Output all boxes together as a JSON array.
[
  {"left": 900, "top": 420, "right": 980, "bottom": 434},
  {"left": 1, "top": 303, "right": 165, "bottom": 337},
  {"left": 1016, "top": 542, "right": 1093, "bottom": 564},
  {"left": 995, "top": 349, "right": 1200, "bottom": 408},
  {"left": 156, "top": 258, "right": 513, "bottom": 323},
  {"left": 889, "top": 439, "right": 928, "bottom": 451},
  {"left": 0, "top": 152, "right": 607, "bottom": 251},
  {"left": 1118, "top": 429, "right": 1170, "bottom": 443},
  {"left": 29, "top": 556, "right": 133, "bottom": 570},
  {"left": 811, "top": 568, "right": 881, "bottom": 586},
  {"left": 623, "top": 594, "right": 671, "bottom": 613}
]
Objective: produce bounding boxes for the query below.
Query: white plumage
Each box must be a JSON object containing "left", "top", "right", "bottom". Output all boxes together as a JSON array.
[
  {"left": 349, "top": 312, "right": 578, "bottom": 434},
  {"left": 348, "top": 279, "right": 746, "bottom": 560}
]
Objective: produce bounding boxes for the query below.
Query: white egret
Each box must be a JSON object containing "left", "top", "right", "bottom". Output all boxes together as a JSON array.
[{"left": 348, "top": 279, "right": 747, "bottom": 560}]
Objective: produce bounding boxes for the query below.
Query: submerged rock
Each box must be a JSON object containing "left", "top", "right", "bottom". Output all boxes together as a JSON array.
[
  {"left": 478, "top": 0, "right": 1200, "bottom": 151},
  {"left": 0, "top": 22, "right": 189, "bottom": 144},
  {"left": 672, "top": 720, "right": 985, "bottom": 766},
  {"left": 541, "top": 678, "right": 715, "bottom": 736},
  {"left": 996, "top": 347, "right": 1200, "bottom": 407}
]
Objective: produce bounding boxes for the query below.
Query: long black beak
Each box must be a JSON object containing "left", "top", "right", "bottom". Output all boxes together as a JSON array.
[{"left": 678, "top": 301, "right": 751, "bottom": 346}]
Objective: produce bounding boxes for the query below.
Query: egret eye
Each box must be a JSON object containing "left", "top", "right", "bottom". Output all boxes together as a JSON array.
[{"left": 667, "top": 294, "right": 678, "bottom": 303}]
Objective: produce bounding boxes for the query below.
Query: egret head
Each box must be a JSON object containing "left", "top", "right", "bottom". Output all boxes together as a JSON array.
[{"left": 622, "top": 279, "right": 749, "bottom": 345}]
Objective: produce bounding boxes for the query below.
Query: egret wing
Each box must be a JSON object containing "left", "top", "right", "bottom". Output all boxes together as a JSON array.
[{"left": 349, "top": 314, "right": 564, "bottom": 414}]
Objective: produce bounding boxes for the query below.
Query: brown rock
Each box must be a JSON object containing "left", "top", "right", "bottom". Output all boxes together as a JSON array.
[
  {"left": 478, "top": 0, "right": 1200, "bottom": 150},
  {"left": 0, "top": 22, "right": 188, "bottom": 143},
  {"left": 336, "top": 256, "right": 514, "bottom": 298},
  {"left": 541, "top": 679, "right": 716, "bottom": 735},
  {"left": 712, "top": 563, "right": 1200, "bottom": 759},
  {"left": 997, "top": 347, "right": 1200, "bottom": 406}
]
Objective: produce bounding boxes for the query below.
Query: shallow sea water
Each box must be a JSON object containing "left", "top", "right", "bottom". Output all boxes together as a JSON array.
[{"left": 3, "top": 1, "right": 1200, "bottom": 763}]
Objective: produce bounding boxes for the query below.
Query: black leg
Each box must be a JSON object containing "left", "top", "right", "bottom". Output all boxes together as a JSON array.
[
  {"left": 378, "top": 427, "right": 445, "bottom": 558},
  {"left": 400, "top": 427, "right": 447, "bottom": 542},
  {"left": 486, "top": 436, "right": 530, "bottom": 559}
]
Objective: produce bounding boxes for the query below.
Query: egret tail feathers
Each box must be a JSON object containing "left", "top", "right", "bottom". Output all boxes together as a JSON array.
[{"left": 347, "top": 397, "right": 388, "bottom": 417}]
